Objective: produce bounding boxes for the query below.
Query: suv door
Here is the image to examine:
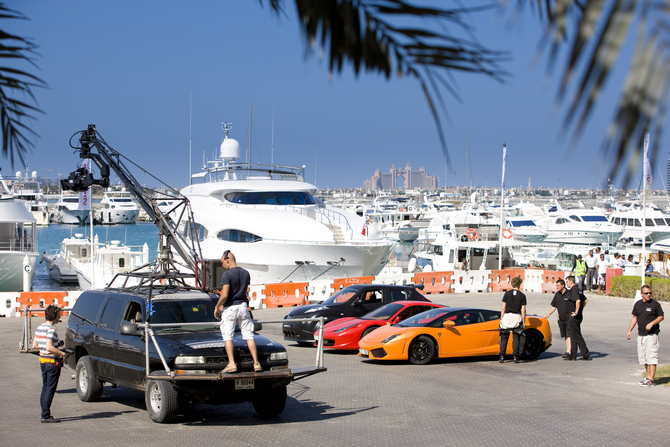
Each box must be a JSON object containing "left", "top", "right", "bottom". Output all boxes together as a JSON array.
[
  {"left": 90, "top": 295, "right": 127, "bottom": 380},
  {"left": 113, "top": 299, "right": 146, "bottom": 389},
  {"left": 351, "top": 288, "right": 385, "bottom": 314}
]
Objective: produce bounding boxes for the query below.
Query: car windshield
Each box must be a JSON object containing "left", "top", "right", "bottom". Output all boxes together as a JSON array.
[
  {"left": 149, "top": 298, "right": 219, "bottom": 333},
  {"left": 397, "top": 308, "right": 452, "bottom": 327},
  {"left": 362, "top": 303, "right": 404, "bottom": 320},
  {"left": 322, "top": 289, "right": 358, "bottom": 305}
]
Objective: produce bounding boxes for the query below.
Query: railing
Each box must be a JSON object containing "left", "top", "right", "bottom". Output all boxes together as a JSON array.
[{"left": 0, "top": 236, "right": 37, "bottom": 252}]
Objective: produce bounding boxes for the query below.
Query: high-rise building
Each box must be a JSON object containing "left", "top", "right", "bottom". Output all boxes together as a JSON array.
[{"left": 364, "top": 163, "right": 439, "bottom": 190}]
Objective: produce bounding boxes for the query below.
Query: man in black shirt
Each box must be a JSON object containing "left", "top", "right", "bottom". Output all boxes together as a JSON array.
[
  {"left": 544, "top": 279, "right": 571, "bottom": 358},
  {"left": 565, "top": 275, "right": 590, "bottom": 361},
  {"left": 627, "top": 285, "right": 665, "bottom": 386},
  {"left": 499, "top": 276, "right": 527, "bottom": 364}
]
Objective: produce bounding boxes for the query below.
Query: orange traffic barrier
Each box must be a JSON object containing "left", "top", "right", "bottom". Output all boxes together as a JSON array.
[
  {"left": 490, "top": 269, "right": 526, "bottom": 293},
  {"left": 262, "top": 282, "right": 309, "bottom": 308},
  {"left": 411, "top": 271, "right": 454, "bottom": 294},
  {"left": 17, "top": 291, "right": 69, "bottom": 317},
  {"left": 331, "top": 276, "right": 375, "bottom": 291},
  {"left": 542, "top": 270, "right": 566, "bottom": 294}
]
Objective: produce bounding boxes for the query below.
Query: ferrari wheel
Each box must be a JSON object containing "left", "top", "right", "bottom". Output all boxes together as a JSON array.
[
  {"left": 408, "top": 335, "right": 435, "bottom": 365},
  {"left": 522, "top": 329, "right": 545, "bottom": 360},
  {"left": 360, "top": 326, "right": 379, "bottom": 339}
]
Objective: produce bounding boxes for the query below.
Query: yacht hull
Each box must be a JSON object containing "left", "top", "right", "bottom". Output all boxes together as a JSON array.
[{"left": 0, "top": 252, "right": 37, "bottom": 292}]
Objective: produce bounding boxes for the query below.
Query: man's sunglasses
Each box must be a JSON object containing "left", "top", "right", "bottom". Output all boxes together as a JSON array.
[{"left": 222, "top": 250, "right": 230, "bottom": 260}]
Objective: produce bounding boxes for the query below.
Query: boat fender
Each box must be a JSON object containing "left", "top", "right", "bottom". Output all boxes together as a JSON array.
[
  {"left": 39, "top": 252, "right": 45, "bottom": 264},
  {"left": 49, "top": 259, "right": 56, "bottom": 270},
  {"left": 408, "top": 258, "right": 417, "bottom": 273},
  {"left": 423, "top": 264, "right": 433, "bottom": 273}
]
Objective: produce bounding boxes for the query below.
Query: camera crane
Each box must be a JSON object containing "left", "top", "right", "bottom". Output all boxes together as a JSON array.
[{"left": 60, "top": 124, "right": 206, "bottom": 290}]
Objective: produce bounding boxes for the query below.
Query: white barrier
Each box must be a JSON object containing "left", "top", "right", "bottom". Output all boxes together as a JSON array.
[
  {"left": 373, "top": 272, "right": 417, "bottom": 286},
  {"left": 248, "top": 285, "right": 265, "bottom": 309},
  {"left": 523, "top": 269, "right": 544, "bottom": 293},
  {"left": 307, "top": 280, "right": 334, "bottom": 303},
  {"left": 452, "top": 270, "right": 491, "bottom": 293},
  {"left": 0, "top": 292, "right": 20, "bottom": 317}
]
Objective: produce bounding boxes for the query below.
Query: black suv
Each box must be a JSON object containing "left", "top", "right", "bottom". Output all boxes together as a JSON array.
[
  {"left": 282, "top": 284, "right": 429, "bottom": 344},
  {"left": 65, "top": 288, "right": 292, "bottom": 423}
]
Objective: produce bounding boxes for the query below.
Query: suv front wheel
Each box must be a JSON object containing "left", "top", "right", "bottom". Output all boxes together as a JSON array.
[
  {"left": 75, "top": 356, "right": 103, "bottom": 402},
  {"left": 252, "top": 384, "right": 287, "bottom": 417},
  {"left": 145, "top": 373, "right": 179, "bottom": 423}
]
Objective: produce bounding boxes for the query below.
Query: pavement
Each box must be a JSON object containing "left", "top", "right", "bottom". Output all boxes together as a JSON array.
[{"left": 2, "top": 291, "right": 668, "bottom": 447}]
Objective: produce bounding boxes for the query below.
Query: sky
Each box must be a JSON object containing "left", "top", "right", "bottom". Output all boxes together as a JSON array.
[{"left": 2, "top": 0, "right": 666, "bottom": 191}]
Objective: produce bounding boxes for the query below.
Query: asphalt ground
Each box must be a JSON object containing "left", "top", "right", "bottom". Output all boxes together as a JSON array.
[{"left": 2, "top": 291, "right": 668, "bottom": 447}]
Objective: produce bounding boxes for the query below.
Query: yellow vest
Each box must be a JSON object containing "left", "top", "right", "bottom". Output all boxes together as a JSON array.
[{"left": 575, "top": 259, "right": 586, "bottom": 276}]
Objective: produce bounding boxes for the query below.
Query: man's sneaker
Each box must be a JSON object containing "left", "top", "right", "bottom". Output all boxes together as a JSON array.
[
  {"left": 513, "top": 356, "right": 521, "bottom": 364},
  {"left": 582, "top": 354, "right": 591, "bottom": 361},
  {"left": 223, "top": 362, "right": 237, "bottom": 374},
  {"left": 499, "top": 356, "right": 505, "bottom": 363},
  {"left": 640, "top": 378, "right": 654, "bottom": 387},
  {"left": 562, "top": 353, "right": 570, "bottom": 359}
]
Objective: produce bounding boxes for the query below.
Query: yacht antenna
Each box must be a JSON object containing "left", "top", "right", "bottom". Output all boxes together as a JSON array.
[
  {"left": 271, "top": 107, "right": 274, "bottom": 165},
  {"left": 189, "top": 90, "right": 192, "bottom": 185},
  {"left": 247, "top": 102, "right": 252, "bottom": 167}
]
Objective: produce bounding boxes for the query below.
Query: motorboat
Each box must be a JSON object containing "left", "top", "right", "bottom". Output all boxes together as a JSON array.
[
  {"left": 0, "top": 175, "right": 38, "bottom": 291},
  {"left": 40, "top": 233, "right": 91, "bottom": 283},
  {"left": 180, "top": 123, "right": 395, "bottom": 285},
  {"left": 53, "top": 192, "right": 91, "bottom": 225},
  {"left": 74, "top": 239, "right": 150, "bottom": 290},
  {"left": 99, "top": 188, "right": 140, "bottom": 224},
  {"left": 10, "top": 169, "right": 50, "bottom": 225},
  {"left": 609, "top": 201, "right": 670, "bottom": 244}
]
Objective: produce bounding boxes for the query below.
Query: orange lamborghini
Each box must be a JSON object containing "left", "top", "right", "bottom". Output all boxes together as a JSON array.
[{"left": 358, "top": 306, "right": 552, "bottom": 364}]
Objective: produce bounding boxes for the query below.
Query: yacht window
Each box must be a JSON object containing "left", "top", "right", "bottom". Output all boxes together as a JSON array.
[
  {"left": 569, "top": 215, "right": 581, "bottom": 222},
  {"left": 555, "top": 218, "right": 570, "bottom": 224},
  {"left": 613, "top": 217, "right": 620, "bottom": 225},
  {"left": 448, "top": 250, "right": 454, "bottom": 263},
  {"left": 654, "top": 218, "right": 666, "bottom": 226},
  {"left": 217, "top": 229, "right": 262, "bottom": 243},
  {"left": 510, "top": 220, "right": 535, "bottom": 227},
  {"left": 433, "top": 245, "right": 443, "bottom": 256},
  {"left": 646, "top": 219, "right": 655, "bottom": 226},
  {"left": 276, "top": 192, "right": 294, "bottom": 205},
  {"left": 119, "top": 258, "right": 125, "bottom": 268},
  {"left": 665, "top": 218, "right": 670, "bottom": 225},
  {"left": 634, "top": 219, "right": 642, "bottom": 227},
  {"left": 261, "top": 192, "right": 278, "bottom": 205},
  {"left": 628, "top": 218, "right": 635, "bottom": 226},
  {"left": 184, "top": 223, "right": 208, "bottom": 241},
  {"left": 81, "top": 248, "right": 87, "bottom": 257},
  {"left": 581, "top": 216, "right": 608, "bottom": 222}
]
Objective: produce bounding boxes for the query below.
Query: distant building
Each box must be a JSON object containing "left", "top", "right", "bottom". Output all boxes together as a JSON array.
[{"left": 364, "top": 163, "right": 439, "bottom": 190}]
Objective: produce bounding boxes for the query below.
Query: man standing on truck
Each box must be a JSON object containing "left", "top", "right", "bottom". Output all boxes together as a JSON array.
[
  {"left": 214, "top": 250, "right": 262, "bottom": 373},
  {"left": 31, "top": 305, "right": 67, "bottom": 423}
]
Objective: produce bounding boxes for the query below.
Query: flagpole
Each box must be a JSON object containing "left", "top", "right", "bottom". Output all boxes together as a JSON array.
[
  {"left": 499, "top": 144, "right": 507, "bottom": 270},
  {"left": 642, "top": 130, "right": 651, "bottom": 287}
]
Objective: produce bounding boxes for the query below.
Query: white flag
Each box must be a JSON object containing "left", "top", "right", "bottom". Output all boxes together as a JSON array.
[
  {"left": 78, "top": 159, "right": 92, "bottom": 210},
  {"left": 643, "top": 132, "right": 652, "bottom": 190},
  {"left": 501, "top": 145, "right": 507, "bottom": 197}
]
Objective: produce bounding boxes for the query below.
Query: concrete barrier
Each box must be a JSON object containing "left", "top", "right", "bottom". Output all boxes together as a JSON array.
[
  {"left": 542, "top": 270, "right": 566, "bottom": 294},
  {"left": 262, "top": 282, "right": 309, "bottom": 308},
  {"left": 307, "top": 279, "right": 334, "bottom": 303},
  {"left": 373, "top": 272, "right": 416, "bottom": 286},
  {"left": 0, "top": 292, "right": 20, "bottom": 317},
  {"left": 248, "top": 285, "right": 265, "bottom": 310},
  {"left": 524, "top": 269, "right": 545, "bottom": 293},
  {"left": 411, "top": 271, "right": 454, "bottom": 294},
  {"left": 452, "top": 270, "right": 491, "bottom": 293}
]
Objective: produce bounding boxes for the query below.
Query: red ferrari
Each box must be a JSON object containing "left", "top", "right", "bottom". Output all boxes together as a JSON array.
[{"left": 314, "top": 301, "right": 446, "bottom": 350}]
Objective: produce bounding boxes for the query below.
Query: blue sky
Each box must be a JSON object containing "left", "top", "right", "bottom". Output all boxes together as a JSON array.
[{"left": 2, "top": 1, "right": 665, "bottom": 191}]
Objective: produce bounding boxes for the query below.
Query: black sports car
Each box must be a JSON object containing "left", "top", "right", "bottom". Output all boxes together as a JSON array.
[{"left": 282, "top": 283, "right": 429, "bottom": 344}]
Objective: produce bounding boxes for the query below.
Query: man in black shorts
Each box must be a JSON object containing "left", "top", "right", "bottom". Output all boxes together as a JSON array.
[
  {"left": 499, "top": 276, "right": 527, "bottom": 363},
  {"left": 544, "top": 278, "right": 571, "bottom": 358},
  {"left": 565, "top": 275, "right": 590, "bottom": 361}
]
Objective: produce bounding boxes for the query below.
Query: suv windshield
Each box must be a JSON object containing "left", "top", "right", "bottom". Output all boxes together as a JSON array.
[
  {"left": 322, "top": 289, "right": 358, "bottom": 306},
  {"left": 150, "top": 299, "right": 218, "bottom": 333}
]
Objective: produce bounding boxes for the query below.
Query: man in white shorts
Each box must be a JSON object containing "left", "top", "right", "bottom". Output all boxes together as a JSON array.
[
  {"left": 214, "top": 250, "right": 261, "bottom": 373},
  {"left": 627, "top": 285, "right": 664, "bottom": 386}
]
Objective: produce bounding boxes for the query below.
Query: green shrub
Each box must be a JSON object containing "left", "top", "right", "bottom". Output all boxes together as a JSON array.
[{"left": 610, "top": 276, "right": 670, "bottom": 301}]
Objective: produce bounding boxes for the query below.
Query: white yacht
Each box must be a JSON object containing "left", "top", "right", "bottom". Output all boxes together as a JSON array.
[
  {"left": 99, "top": 188, "right": 140, "bottom": 224},
  {"left": 10, "top": 170, "right": 50, "bottom": 225},
  {"left": 53, "top": 192, "right": 91, "bottom": 225},
  {"left": 609, "top": 201, "right": 670, "bottom": 244},
  {"left": 0, "top": 175, "right": 38, "bottom": 291},
  {"left": 40, "top": 233, "right": 91, "bottom": 283},
  {"left": 74, "top": 238, "right": 150, "bottom": 290},
  {"left": 180, "top": 123, "right": 395, "bottom": 285}
]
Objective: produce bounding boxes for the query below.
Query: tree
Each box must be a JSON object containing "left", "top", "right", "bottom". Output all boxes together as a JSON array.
[{"left": 0, "top": 3, "right": 45, "bottom": 168}]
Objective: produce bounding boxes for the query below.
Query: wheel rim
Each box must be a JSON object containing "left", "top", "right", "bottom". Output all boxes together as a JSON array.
[
  {"left": 79, "top": 367, "right": 88, "bottom": 392},
  {"left": 149, "top": 383, "right": 162, "bottom": 413},
  {"left": 524, "top": 333, "right": 543, "bottom": 357},
  {"left": 410, "top": 338, "right": 431, "bottom": 362}
]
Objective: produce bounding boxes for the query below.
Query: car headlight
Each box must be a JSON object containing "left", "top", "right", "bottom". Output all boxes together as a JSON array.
[
  {"left": 175, "top": 355, "right": 205, "bottom": 365},
  {"left": 334, "top": 323, "right": 359, "bottom": 333},
  {"left": 270, "top": 352, "right": 288, "bottom": 361},
  {"left": 381, "top": 334, "right": 400, "bottom": 343}
]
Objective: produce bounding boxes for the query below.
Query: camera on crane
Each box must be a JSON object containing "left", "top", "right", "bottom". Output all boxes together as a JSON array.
[{"left": 60, "top": 166, "right": 109, "bottom": 192}]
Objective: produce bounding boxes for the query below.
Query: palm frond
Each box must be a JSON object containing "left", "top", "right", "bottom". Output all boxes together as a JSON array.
[
  {"left": 0, "top": 3, "right": 46, "bottom": 168},
  {"left": 265, "top": 0, "right": 511, "bottom": 172}
]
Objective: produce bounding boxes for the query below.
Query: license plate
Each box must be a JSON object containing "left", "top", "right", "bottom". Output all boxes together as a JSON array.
[
  {"left": 282, "top": 324, "right": 291, "bottom": 328},
  {"left": 235, "top": 378, "right": 254, "bottom": 390},
  {"left": 359, "top": 349, "right": 368, "bottom": 356}
]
